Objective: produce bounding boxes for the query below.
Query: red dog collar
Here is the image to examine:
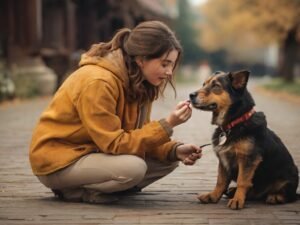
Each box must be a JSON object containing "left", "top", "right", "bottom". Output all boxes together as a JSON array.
[{"left": 224, "top": 108, "right": 255, "bottom": 131}]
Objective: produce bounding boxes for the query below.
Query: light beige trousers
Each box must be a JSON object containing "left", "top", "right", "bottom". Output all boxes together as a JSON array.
[{"left": 38, "top": 153, "right": 178, "bottom": 193}]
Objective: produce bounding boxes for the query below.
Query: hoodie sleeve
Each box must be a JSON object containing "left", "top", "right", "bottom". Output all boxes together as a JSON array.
[{"left": 76, "top": 79, "right": 173, "bottom": 159}]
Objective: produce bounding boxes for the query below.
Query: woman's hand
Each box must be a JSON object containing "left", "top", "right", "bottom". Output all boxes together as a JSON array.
[
  {"left": 165, "top": 100, "right": 192, "bottom": 128},
  {"left": 176, "top": 144, "right": 202, "bottom": 165}
]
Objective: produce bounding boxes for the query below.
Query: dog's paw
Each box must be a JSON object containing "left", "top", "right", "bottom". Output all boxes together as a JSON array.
[
  {"left": 227, "top": 197, "right": 245, "bottom": 210},
  {"left": 265, "top": 194, "right": 286, "bottom": 204},
  {"left": 198, "top": 192, "right": 220, "bottom": 203}
]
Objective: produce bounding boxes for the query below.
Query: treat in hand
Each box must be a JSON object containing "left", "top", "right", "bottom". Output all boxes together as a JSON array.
[{"left": 185, "top": 99, "right": 192, "bottom": 109}]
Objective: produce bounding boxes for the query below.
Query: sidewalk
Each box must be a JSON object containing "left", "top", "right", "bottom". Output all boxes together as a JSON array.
[{"left": 0, "top": 81, "right": 299, "bottom": 225}]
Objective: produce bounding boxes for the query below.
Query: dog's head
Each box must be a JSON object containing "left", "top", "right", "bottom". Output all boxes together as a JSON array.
[{"left": 190, "top": 70, "right": 253, "bottom": 126}]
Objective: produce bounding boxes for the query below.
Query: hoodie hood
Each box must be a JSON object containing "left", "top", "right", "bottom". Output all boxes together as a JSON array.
[{"left": 79, "top": 48, "right": 129, "bottom": 88}]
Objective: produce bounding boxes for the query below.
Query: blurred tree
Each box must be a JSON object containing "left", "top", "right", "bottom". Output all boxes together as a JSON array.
[
  {"left": 174, "top": 0, "right": 206, "bottom": 64},
  {"left": 199, "top": 0, "right": 300, "bottom": 81}
]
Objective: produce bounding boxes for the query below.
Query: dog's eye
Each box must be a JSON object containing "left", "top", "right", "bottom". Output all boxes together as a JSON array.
[
  {"left": 212, "top": 83, "right": 220, "bottom": 88},
  {"left": 211, "top": 83, "right": 222, "bottom": 93}
]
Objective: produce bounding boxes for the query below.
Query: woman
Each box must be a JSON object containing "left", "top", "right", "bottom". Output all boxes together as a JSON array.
[{"left": 29, "top": 21, "right": 202, "bottom": 204}]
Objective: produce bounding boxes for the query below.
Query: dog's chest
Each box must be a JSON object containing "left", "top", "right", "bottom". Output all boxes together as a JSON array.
[{"left": 214, "top": 145, "right": 237, "bottom": 173}]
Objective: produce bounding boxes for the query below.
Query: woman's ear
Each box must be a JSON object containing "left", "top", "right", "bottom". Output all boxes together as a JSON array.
[{"left": 135, "top": 56, "right": 144, "bottom": 67}]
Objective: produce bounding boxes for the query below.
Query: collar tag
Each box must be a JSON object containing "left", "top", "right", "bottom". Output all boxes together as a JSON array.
[{"left": 218, "top": 132, "right": 227, "bottom": 145}]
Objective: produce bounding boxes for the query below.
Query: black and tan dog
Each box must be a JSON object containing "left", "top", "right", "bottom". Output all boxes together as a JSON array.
[{"left": 189, "top": 70, "right": 299, "bottom": 209}]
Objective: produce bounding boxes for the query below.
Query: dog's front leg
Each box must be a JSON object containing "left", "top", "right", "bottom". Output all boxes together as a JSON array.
[
  {"left": 227, "top": 155, "right": 262, "bottom": 210},
  {"left": 198, "top": 163, "right": 230, "bottom": 203}
]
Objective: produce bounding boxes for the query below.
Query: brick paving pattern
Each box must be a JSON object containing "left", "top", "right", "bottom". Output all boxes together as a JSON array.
[{"left": 0, "top": 80, "right": 299, "bottom": 225}]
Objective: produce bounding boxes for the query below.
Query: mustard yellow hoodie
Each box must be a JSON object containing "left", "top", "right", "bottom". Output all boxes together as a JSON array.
[{"left": 29, "top": 49, "right": 178, "bottom": 175}]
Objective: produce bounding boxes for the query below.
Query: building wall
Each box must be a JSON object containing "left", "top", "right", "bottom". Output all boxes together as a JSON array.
[{"left": 0, "top": 0, "right": 176, "bottom": 99}]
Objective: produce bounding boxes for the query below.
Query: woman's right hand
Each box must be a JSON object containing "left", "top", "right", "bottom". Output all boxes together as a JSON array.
[{"left": 165, "top": 100, "right": 192, "bottom": 128}]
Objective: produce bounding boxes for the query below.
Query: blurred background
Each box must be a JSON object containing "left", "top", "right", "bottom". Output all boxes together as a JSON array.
[{"left": 0, "top": 0, "right": 299, "bottom": 101}]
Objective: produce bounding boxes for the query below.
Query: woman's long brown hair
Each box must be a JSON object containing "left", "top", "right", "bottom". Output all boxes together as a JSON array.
[{"left": 86, "top": 21, "right": 182, "bottom": 104}]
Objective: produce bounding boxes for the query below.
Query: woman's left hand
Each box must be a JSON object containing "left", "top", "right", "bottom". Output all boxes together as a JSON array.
[{"left": 176, "top": 144, "right": 202, "bottom": 165}]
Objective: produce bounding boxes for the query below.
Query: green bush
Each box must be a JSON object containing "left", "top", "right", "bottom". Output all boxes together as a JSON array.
[{"left": 263, "top": 78, "right": 300, "bottom": 96}]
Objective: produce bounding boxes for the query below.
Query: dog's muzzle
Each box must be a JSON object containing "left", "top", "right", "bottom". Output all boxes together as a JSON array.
[{"left": 189, "top": 92, "right": 217, "bottom": 111}]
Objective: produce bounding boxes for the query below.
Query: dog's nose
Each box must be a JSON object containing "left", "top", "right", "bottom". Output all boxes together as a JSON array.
[{"left": 189, "top": 92, "right": 197, "bottom": 101}]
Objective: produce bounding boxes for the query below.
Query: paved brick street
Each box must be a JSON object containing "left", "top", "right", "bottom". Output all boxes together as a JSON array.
[{"left": 0, "top": 80, "right": 300, "bottom": 225}]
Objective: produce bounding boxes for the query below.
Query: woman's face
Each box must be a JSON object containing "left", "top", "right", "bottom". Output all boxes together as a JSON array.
[{"left": 137, "top": 49, "right": 179, "bottom": 86}]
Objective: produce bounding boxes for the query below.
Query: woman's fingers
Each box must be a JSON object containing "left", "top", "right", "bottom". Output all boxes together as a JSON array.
[
  {"left": 183, "top": 153, "right": 202, "bottom": 165},
  {"left": 175, "top": 101, "right": 188, "bottom": 110},
  {"left": 188, "top": 152, "right": 201, "bottom": 161},
  {"left": 176, "top": 100, "right": 192, "bottom": 110},
  {"left": 183, "top": 158, "right": 195, "bottom": 165},
  {"left": 176, "top": 104, "right": 192, "bottom": 120},
  {"left": 166, "top": 100, "right": 193, "bottom": 127}
]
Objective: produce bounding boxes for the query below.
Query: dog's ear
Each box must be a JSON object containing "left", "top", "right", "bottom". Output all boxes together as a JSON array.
[{"left": 229, "top": 70, "right": 250, "bottom": 91}]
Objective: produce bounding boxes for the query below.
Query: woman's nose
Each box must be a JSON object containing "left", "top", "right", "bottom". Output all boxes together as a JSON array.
[{"left": 165, "top": 68, "right": 172, "bottom": 77}]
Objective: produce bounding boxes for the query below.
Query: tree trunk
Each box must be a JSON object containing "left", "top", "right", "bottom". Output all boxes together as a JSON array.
[{"left": 278, "top": 27, "right": 299, "bottom": 82}]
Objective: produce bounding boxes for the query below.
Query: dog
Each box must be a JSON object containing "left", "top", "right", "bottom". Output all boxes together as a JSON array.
[{"left": 189, "top": 70, "right": 299, "bottom": 210}]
